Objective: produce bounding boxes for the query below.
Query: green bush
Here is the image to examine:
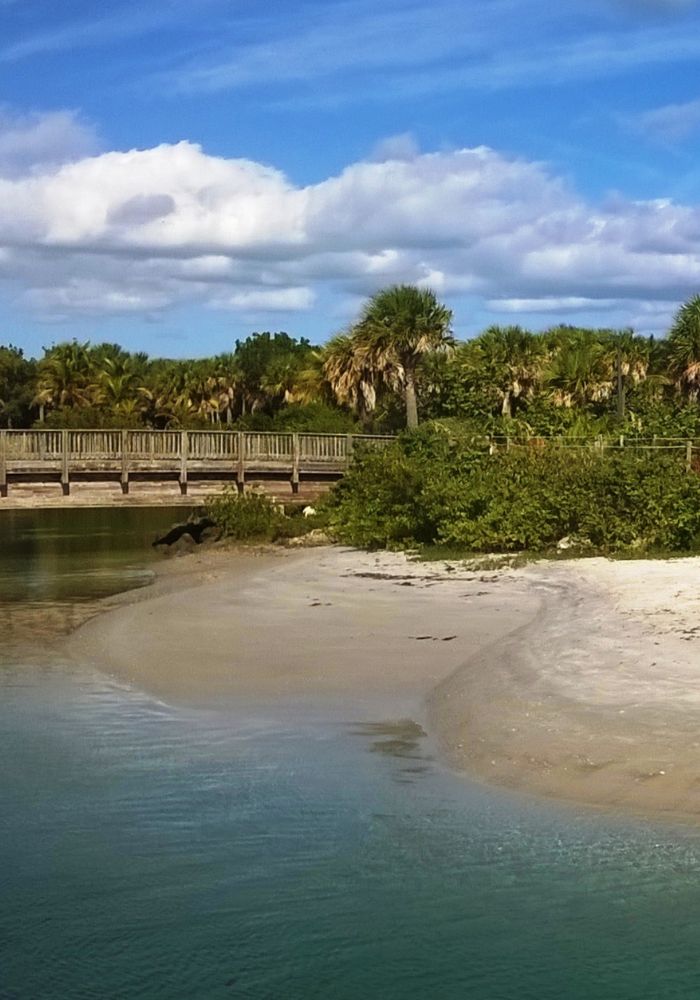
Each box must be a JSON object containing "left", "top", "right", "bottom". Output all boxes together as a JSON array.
[
  {"left": 208, "top": 489, "right": 286, "bottom": 541},
  {"left": 327, "top": 428, "right": 700, "bottom": 554}
]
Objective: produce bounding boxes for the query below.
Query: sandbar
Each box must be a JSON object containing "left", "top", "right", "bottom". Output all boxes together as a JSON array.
[{"left": 67, "top": 546, "right": 700, "bottom": 819}]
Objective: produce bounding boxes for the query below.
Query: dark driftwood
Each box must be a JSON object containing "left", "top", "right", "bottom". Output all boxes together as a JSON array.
[{"left": 152, "top": 516, "right": 215, "bottom": 547}]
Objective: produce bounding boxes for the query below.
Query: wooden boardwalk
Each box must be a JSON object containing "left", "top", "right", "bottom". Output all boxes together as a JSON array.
[{"left": 0, "top": 429, "right": 393, "bottom": 499}]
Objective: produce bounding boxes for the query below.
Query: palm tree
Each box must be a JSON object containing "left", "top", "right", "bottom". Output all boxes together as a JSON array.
[
  {"left": 351, "top": 285, "right": 453, "bottom": 428},
  {"left": 665, "top": 295, "right": 700, "bottom": 399},
  {"left": 34, "top": 341, "right": 96, "bottom": 417},
  {"left": 322, "top": 334, "right": 378, "bottom": 421},
  {"left": 469, "top": 326, "right": 546, "bottom": 418},
  {"left": 96, "top": 354, "right": 148, "bottom": 410},
  {"left": 544, "top": 333, "right": 612, "bottom": 409},
  {"left": 597, "top": 328, "right": 651, "bottom": 422}
]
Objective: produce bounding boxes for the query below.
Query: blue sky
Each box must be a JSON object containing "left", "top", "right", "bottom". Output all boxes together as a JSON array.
[{"left": 2, "top": 0, "right": 700, "bottom": 356}]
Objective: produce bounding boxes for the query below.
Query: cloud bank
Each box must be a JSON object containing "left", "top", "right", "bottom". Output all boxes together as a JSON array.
[{"left": 0, "top": 115, "right": 699, "bottom": 332}]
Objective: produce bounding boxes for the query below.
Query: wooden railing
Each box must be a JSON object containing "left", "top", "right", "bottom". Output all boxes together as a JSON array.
[
  {"left": 0, "top": 429, "right": 394, "bottom": 498},
  {"left": 476, "top": 434, "right": 699, "bottom": 469},
  {"left": 3, "top": 429, "right": 695, "bottom": 500}
]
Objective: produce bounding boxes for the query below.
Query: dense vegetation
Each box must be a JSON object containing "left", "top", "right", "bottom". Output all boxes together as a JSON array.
[
  {"left": 324, "top": 426, "right": 700, "bottom": 555},
  {"left": 5, "top": 288, "right": 700, "bottom": 439}
]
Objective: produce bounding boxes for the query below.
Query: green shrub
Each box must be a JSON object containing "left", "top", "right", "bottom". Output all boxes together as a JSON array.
[
  {"left": 208, "top": 488, "right": 286, "bottom": 541},
  {"left": 327, "top": 428, "right": 700, "bottom": 555}
]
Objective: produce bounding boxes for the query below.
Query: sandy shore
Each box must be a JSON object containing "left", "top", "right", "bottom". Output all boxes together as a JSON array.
[
  {"left": 67, "top": 546, "right": 700, "bottom": 819},
  {"left": 68, "top": 547, "right": 537, "bottom": 717}
]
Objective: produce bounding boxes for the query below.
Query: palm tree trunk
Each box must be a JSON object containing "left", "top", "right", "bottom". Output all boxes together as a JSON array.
[
  {"left": 616, "top": 349, "right": 625, "bottom": 424},
  {"left": 405, "top": 369, "right": 419, "bottom": 429}
]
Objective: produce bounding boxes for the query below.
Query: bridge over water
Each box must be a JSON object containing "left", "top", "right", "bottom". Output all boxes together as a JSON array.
[{"left": 0, "top": 429, "right": 393, "bottom": 500}]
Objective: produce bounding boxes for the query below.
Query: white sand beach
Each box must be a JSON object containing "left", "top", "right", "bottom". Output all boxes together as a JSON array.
[{"left": 67, "top": 546, "right": 700, "bottom": 819}]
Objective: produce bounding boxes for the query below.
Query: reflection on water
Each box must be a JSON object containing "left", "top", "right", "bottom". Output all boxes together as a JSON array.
[
  {"left": 0, "top": 506, "right": 184, "bottom": 603},
  {"left": 0, "top": 506, "right": 185, "bottom": 658},
  {"left": 350, "top": 720, "right": 433, "bottom": 783}
]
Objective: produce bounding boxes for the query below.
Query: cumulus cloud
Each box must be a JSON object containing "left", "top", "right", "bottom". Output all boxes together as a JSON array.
[
  {"left": 0, "top": 108, "right": 100, "bottom": 178},
  {"left": 1, "top": 126, "right": 700, "bottom": 332}
]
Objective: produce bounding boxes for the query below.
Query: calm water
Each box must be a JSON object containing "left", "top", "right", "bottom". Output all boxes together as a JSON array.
[{"left": 2, "top": 510, "right": 700, "bottom": 999}]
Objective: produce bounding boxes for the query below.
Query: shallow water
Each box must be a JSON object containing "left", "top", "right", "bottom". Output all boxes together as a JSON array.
[
  {"left": 0, "top": 506, "right": 185, "bottom": 603},
  {"left": 3, "top": 509, "right": 700, "bottom": 999}
]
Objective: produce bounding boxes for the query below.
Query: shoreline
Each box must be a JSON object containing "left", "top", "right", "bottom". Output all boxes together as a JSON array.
[
  {"left": 65, "top": 545, "right": 700, "bottom": 821},
  {"left": 0, "top": 481, "right": 329, "bottom": 510}
]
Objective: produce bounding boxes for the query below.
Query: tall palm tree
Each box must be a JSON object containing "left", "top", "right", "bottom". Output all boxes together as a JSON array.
[
  {"left": 598, "top": 328, "right": 652, "bottom": 422},
  {"left": 352, "top": 285, "right": 453, "bottom": 428},
  {"left": 665, "top": 295, "right": 700, "bottom": 399}
]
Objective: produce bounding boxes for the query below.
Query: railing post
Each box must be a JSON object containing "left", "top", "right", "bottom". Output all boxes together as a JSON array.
[
  {"left": 686, "top": 440, "right": 693, "bottom": 472},
  {"left": 346, "top": 434, "right": 354, "bottom": 467},
  {"left": 179, "top": 430, "right": 188, "bottom": 495},
  {"left": 0, "top": 430, "right": 7, "bottom": 497},
  {"left": 291, "top": 432, "right": 300, "bottom": 494},
  {"left": 237, "top": 431, "right": 246, "bottom": 493},
  {"left": 61, "top": 429, "right": 70, "bottom": 496},
  {"left": 120, "top": 429, "right": 129, "bottom": 494}
]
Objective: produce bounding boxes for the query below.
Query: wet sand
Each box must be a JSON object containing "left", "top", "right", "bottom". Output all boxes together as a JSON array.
[
  {"left": 66, "top": 547, "right": 700, "bottom": 819},
  {"left": 68, "top": 547, "right": 537, "bottom": 718}
]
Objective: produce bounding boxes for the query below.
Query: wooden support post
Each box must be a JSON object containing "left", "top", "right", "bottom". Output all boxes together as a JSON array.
[
  {"left": 61, "top": 429, "right": 70, "bottom": 496},
  {"left": 291, "top": 432, "right": 300, "bottom": 494},
  {"left": 237, "top": 431, "right": 245, "bottom": 493},
  {"left": 120, "top": 429, "right": 129, "bottom": 494},
  {"left": 0, "top": 430, "right": 7, "bottom": 498},
  {"left": 686, "top": 440, "right": 693, "bottom": 472},
  {"left": 346, "top": 433, "right": 354, "bottom": 467},
  {"left": 179, "top": 430, "right": 188, "bottom": 495}
]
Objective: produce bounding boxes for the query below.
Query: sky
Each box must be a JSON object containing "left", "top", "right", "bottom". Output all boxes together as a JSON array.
[{"left": 2, "top": 0, "right": 700, "bottom": 357}]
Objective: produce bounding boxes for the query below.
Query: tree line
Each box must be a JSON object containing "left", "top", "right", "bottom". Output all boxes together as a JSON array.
[{"left": 3, "top": 286, "right": 700, "bottom": 438}]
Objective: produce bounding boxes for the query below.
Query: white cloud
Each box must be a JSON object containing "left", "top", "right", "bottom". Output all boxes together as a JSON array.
[
  {"left": 487, "top": 297, "right": 623, "bottom": 313},
  {"left": 155, "top": 0, "right": 700, "bottom": 107},
  {"left": 369, "top": 132, "right": 421, "bottom": 163},
  {"left": 1, "top": 129, "right": 700, "bottom": 332},
  {"left": 0, "top": 108, "right": 100, "bottom": 178},
  {"left": 632, "top": 96, "right": 700, "bottom": 141},
  {"left": 213, "top": 287, "right": 315, "bottom": 312}
]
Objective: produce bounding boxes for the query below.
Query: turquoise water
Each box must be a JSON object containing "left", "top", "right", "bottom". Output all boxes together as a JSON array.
[{"left": 3, "top": 511, "right": 700, "bottom": 998}]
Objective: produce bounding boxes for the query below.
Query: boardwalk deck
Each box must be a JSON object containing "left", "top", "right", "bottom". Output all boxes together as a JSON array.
[{"left": 0, "top": 429, "right": 393, "bottom": 499}]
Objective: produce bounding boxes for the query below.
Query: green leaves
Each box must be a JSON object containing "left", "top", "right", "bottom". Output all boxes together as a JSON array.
[
  {"left": 328, "top": 429, "right": 700, "bottom": 555},
  {"left": 208, "top": 489, "right": 286, "bottom": 541}
]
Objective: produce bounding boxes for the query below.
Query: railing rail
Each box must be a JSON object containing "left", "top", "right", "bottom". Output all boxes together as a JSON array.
[{"left": 0, "top": 429, "right": 396, "bottom": 498}]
